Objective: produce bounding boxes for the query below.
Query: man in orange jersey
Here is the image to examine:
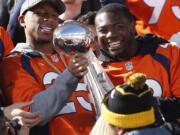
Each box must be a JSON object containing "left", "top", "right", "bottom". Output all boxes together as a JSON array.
[
  {"left": 0, "top": 26, "right": 14, "bottom": 61},
  {"left": 95, "top": 3, "right": 180, "bottom": 129},
  {"left": 0, "top": 26, "right": 14, "bottom": 105},
  {"left": 0, "top": 0, "right": 96, "bottom": 135},
  {"left": 126, "top": 0, "right": 180, "bottom": 42}
]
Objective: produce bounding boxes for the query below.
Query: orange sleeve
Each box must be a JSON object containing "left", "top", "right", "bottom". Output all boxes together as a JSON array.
[
  {"left": 127, "top": 0, "right": 180, "bottom": 40},
  {"left": 0, "top": 55, "right": 44, "bottom": 106},
  {"left": 157, "top": 44, "right": 180, "bottom": 97},
  {"left": 169, "top": 45, "right": 180, "bottom": 97},
  {"left": 0, "top": 27, "right": 14, "bottom": 56}
]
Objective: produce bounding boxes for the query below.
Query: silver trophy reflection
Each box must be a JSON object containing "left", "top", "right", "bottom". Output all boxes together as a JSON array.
[{"left": 53, "top": 21, "right": 114, "bottom": 117}]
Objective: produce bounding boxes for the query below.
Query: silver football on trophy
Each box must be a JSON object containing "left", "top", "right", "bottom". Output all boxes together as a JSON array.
[{"left": 53, "top": 21, "right": 93, "bottom": 53}]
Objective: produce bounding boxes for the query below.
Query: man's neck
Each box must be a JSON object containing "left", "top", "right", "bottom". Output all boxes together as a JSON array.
[
  {"left": 33, "top": 44, "right": 54, "bottom": 54},
  {"left": 59, "top": 4, "right": 82, "bottom": 20},
  {"left": 27, "top": 41, "right": 54, "bottom": 54},
  {"left": 118, "top": 39, "right": 139, "bottom": 61}
]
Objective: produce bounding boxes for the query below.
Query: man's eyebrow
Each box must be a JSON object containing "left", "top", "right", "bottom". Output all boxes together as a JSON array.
[{"left": 97, "top": 26, "right": 105, "bottom": 29}]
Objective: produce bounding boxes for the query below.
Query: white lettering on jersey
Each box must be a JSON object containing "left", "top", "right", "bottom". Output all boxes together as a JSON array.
[
  {"left": 43, "top": 72, "right": 58, "bottom": 85},
  {"left": 170, "top": 32, "right": 180, "bottom": 45},
  {"left": 43, "top": 72, "right": 92, "bottom": 115},
  {"left": 58, "top": 102, "right": 76, "bottom": 115},
  {"left": 77, "top": 97, "right": 92, "bottom": 111},
  {"left": 172, "top": 6, "right": 180, "bottom": 19},
  {"left": 160, "top": 43, "right": 169, "bottom": 48},
  {"left": 144, "top": 0, "right": 180, "bottom": 24},
  {"left": 76, "top": 83, "right": 87, "bottom": 91},
  {"left": 144, "top": 0, "right": 166, "bottom": 24},
  {"left": 146, "top": 79, "right": 162, "bottom": 97}
]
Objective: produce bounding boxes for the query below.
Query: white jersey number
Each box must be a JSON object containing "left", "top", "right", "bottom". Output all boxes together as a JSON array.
[
  {"left": 143, "top": 0, "right": 180, "bottom": 24},
  {"left": 43, "top": 72, "right": 93, "bottom": 115},
  {"left": 146, "top": 78, "right": 162, "bottom": 97}
]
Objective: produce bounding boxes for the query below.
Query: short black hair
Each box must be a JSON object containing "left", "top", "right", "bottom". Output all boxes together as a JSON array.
[
  {"left": 77, "top": 11, "right": 97, "bottom": 25},
  {"left": 96, "top": 3, "right": 135, "bottom": 23}
]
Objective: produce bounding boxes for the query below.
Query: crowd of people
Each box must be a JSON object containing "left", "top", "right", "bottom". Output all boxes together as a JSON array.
[{"left": 0, "top": 0, "right": 179, "bottom": 135}]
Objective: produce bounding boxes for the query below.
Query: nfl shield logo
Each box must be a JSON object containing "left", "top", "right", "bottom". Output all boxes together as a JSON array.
[
  {"left": 51, "top": 55, "right": 59, "bottom": 62},
  {"left": 125, "top": 62, "right": 133, "bottom": 71}
]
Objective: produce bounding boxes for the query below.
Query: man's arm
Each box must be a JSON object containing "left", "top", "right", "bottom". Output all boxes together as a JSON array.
[
  {"left": 30, "top": 69, "right": 79, "bottom": 125},
  {"left": 157, "top": 44, "right": 180, "bottom": 122}
]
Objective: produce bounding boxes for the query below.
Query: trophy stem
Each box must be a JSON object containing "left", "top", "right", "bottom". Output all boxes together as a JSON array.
[{"left": 85, "top": 49, "right": 114, "bottom": 118}]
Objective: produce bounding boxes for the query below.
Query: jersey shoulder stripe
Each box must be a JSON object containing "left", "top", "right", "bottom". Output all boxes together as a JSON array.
[
  {"left": 21, "top": 54, "right": 38, "bottom": 81},
  {"left": 0, "top": 39, "right": 4, "bottom": 61}
]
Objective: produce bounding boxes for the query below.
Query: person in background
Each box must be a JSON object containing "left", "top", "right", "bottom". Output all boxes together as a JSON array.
[
  {"left": 90, "top": 73, "right": 171, "bottom": 135},
  {"left": 1, "top": 0, "right": 96, "bottom": 135},
  {"left": 126, "top": 0, "right": 180, "bottom": 43},
  {"left": 77, "top": 11, "right": 97, "bottom": 38},
  {"left": 59, "top": 0, "right": 84, "bottom": 21},
  {"left": 94, "top": 3, "right": 180, "bottom": 132},
  {"left": 7, "top": 0, "right": 26, "bottom": 45},
  {"left": 0, "top": 26, "right": 14, "bottom": 61},
  {"left": 0, "top": 26, "right": 14, "bottom": 106},
  {"left": 59, "top": 0, "right": 100, "bottom": 22},
  {"left": 0, "top": 0, "right": 19, "bottom": 28}
]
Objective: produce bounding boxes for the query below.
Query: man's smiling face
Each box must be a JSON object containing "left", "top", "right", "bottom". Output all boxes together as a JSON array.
[
  {"left": 22, "top": 2, "right": 59, "bottom": 43},
  {"left": 95, "top": 11, "right": 135, "bottom": 59}
]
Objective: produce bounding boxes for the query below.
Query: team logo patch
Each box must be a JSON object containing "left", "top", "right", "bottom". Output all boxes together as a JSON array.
[
  {"left": 125, "top": 62, "right": 133, "bottom": 71},
  {"left": 51, "top": 55, "right": 59, "bottom": 62}
]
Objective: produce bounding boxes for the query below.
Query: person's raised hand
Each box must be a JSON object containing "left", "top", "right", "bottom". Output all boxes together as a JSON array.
[{"left": 68, "top": 53, "right": 88, "bottom": 79}]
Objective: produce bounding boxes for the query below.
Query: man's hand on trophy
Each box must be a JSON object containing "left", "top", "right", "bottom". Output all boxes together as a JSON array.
[{"left": 68, "top": 53, "right": 89, "bottom": 79}]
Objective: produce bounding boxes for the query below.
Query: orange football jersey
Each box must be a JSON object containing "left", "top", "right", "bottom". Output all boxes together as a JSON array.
[
  {"left": 0, "top": 27, "right": 14, "bottom": 60},
  {"left": 102, "top": 43, "right": 180, "bottom": 98},
  {"left": 0, "top": 26, "right": 14, "bottom": 106},
  {"left": 1, "top": 53, "right": 96, "bottom": 135},
  {"left": 127, "top": 0, "right": 180, "bottom": 40}
]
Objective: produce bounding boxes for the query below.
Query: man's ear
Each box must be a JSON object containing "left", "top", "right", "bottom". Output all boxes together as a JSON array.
[{"left": 18, "top": 15, "right": 26, "bottom": 28}]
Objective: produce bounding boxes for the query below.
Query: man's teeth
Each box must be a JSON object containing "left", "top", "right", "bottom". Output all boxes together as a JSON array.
[
  {"left": 109, "top": 41, "right": 121, "bottom": 46},
  {"left": 41, "top": 26, "right": 53, "bottom": 32}
]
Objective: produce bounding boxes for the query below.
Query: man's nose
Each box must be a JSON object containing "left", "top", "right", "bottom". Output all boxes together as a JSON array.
[
  {"left": 43, "top": 16, "right": 58, "bottom": 24},
  {"left": 43, "top": 18, "right": 48, "bottom": 22},
  {"left": 106, "top": 31, "right": 114, "bottom": 39}
]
